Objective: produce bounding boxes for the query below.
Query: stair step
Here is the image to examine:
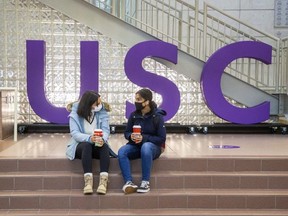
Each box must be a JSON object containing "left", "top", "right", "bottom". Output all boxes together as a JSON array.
[
  {"left": 1, "top": 209, "right": 288, "bottom": 216},
  {"left": 2, "top": 170, "right": 288, "bottom": 176},
  {"left": 1, "top": 171, "right": 288, "bottom": 191},
  {"left": 0, "top": 189, "right": 288, "bottom": 210},
  {"left": 1, "top": 157, "right": 288, "bottom": 172},
  {"left": 1, "top": 188, "right": 288, "bottom": 195}
]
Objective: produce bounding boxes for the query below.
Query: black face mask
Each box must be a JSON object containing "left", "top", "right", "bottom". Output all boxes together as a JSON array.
[{"left": 135, "top": 101, "right": 145, "bottom": 111}]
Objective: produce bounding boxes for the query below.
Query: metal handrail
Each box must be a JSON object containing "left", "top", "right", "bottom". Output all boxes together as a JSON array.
[
  {"left": 84, "top": 0, "right": 287, "bottom": 94},
  {"left": 203, "top": 2, "right": 283, "bottom": 93},
  {"left": 0, "top": 87, "right": 18, "bottom": 141},
  {"left": 279, "top": 36, "right": 288, "bottom": 93}
]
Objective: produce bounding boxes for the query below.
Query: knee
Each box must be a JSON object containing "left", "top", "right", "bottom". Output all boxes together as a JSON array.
[
  {"left": 141, "top": 143, "right": 153, "bottom": 156},
  {"left": 118, "top": 146, "right": 126, "bottom": 158},
  {"left": 102, "top": 143, "right": 109, "bottom": 150},
  {"left": 101, "top": 143, "right": 110, "bottom": 152},
  {"left": 82, "top": 142, "right": 93, "bottom": 150}
]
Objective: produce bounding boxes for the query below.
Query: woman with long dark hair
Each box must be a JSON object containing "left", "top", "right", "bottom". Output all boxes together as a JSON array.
[{"left": 66, "top": 90, "right": 112, "bottom": 195}]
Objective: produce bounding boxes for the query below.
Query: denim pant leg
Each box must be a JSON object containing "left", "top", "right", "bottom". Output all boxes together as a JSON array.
[
  {"left": 118, "top": 144, "right": 141, "bottom": 183},
  {"left": 141, "top": 142, "right": 161, "bottom": 181}
]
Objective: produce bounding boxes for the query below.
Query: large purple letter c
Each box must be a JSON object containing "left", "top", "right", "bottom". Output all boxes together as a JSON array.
[{"left": 200, "top": 41, "right": 272, "bottom": 124}]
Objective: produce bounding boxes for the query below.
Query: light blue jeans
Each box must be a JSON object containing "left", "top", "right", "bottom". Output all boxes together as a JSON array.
[{"left": 118, "top": 142, "right": 161, "bottom": 183}]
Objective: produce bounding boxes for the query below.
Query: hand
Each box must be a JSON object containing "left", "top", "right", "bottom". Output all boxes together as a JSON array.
[
  {"left": 131, "top": 133, "right": 142, "bottom": 144},
  {"left": 92, "top": 134, "right": 104, "bottom": 147},
  {"left": 95, "top": 136, "right": 104, "bottom": 147}
]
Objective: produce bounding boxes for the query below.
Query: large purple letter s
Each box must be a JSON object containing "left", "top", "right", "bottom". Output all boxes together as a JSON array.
[
  {"left": 26, "top": 40, "right": 99, "bottom": 124},
  {"left": 201, "top": 41, "right": 271, "bottom": 124},
  {"left": 124, "top": 41, "right": 180, "bottom": 121}
]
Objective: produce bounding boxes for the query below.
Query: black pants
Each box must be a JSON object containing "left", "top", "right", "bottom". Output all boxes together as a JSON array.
[{"left": 75, "top": 142, "right": 110, "bottom": 173}]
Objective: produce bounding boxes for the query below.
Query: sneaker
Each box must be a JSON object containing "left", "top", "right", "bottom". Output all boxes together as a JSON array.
[
  {"left": 122, "top": 181, "right": 138, "bottom": 194},
  {"left": 137, "top": 181, "right": 150, "bottom": 193}
]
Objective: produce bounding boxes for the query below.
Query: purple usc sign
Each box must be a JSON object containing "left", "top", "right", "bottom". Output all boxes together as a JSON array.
[
  {"left": 26, "top": 40, "right": 272, "bottom": 124},
  {"left": 201, "top": 41, "right": 271, "bottom": 124}
]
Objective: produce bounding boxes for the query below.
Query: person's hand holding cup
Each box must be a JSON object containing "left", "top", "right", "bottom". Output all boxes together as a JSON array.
[
  {"left": 94, "top": 129, "right": 104, "bottom": 147},
  {"left": 132, "top": 125, "right": 142, "bottom": 144}
]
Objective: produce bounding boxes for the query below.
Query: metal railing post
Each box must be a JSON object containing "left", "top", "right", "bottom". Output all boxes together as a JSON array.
[
  {"left": 194, "top": 0, "right": 199, "bottom": 58},
  {"left": 203, "top": 2, "right": 207, "bottom": 61}
]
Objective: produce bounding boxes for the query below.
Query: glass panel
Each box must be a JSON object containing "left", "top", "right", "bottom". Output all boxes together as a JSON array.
[{"left": 0, "top": 0, "right": 239, "bottom": 125}]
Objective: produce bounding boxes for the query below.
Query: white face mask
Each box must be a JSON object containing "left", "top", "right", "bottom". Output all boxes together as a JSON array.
[{"left": 94, "top": 103, "right": 103, "bottom": 112}]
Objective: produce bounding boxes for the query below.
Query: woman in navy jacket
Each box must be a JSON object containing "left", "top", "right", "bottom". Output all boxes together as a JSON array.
[{"left": 118, "top": 88, "right": 166, "bottom": 194}]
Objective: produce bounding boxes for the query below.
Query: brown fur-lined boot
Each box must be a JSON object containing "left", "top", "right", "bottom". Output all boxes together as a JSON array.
[
  {"left": 83, "top": 174, "right": 93, "bottom": 195},
  {"left": 96, "top": 172, "right": 108, "bottom": 195}
]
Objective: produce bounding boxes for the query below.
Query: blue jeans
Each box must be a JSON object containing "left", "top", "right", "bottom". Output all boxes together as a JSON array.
[{"left": 118, "top": 142, "right": 161, "bottom": 182}]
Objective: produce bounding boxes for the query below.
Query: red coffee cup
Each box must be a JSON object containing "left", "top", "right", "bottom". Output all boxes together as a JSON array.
[
  {"left": 94, "top": 129, "right": 103, "bottom": 147},
  {"left": 133, "top": 125, "right": 141, "bottom": 134},
  {"left": 94, "top": 129, "right": 103, "bottom": 137}
]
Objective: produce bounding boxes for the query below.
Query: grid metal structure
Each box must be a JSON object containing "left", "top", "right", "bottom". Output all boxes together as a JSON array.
[
  {"left": 0, "top": 0, "right": 226, "bottom": 125},
  {"left": 88, "top": 0, "right": 286, "bottom": 94}
]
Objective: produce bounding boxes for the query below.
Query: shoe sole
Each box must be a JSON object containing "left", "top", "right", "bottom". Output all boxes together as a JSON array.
[
  {"left": 124, "top": 186, "right": 138, "bottom": 194},
  {"left": 137, "top": 188, "right": 150, "bottom": 193},
  {"left": 97, "top": 189, "right": 107, "bottom": 195},
  {"left": 83, "top": 189, "right": 93, "bottom": 195},
  {"left": 97, "top": 184, "right": 107, "bottom": 194}
]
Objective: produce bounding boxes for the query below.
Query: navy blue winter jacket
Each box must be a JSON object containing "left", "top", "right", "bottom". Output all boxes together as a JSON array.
[{"left": 124, "top": 108, "right": 167, "bottom": 147}]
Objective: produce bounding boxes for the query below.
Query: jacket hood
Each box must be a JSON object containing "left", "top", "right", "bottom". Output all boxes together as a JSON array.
[
  {"left": 67, "top": 102, "right": 79, "bottom": 119},
  {"left": 66, "top": 101, "right": 111, "bottom": 113},
  {"left": 133, "top": 107, "right": 167, "bottom": 118},
  {"left": 155, "top": 108, "right": 167, "bottom": 116},
  {"left": 66, "top": 101, "right": 77, "bottom": 112}
]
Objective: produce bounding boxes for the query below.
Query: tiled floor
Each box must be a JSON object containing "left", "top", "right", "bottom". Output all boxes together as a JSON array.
[{"left": 0, "top": 132, "right": 288, "bottom": 158}]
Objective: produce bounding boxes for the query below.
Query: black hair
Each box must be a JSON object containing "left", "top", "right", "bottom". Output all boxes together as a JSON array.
[
  {"left": 136, "top": 88, "right": 157, "bottom": 109},
  {"left": 77, "top": 90, "right": 100, "bottom": 122}
]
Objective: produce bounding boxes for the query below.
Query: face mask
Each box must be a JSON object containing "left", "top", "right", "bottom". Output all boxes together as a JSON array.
[
  {"left": 94, "top": 103, "right": 103, "bottom": 112},
  {"left": 135, "top": 102, "right": 145, "bottom": 111}
]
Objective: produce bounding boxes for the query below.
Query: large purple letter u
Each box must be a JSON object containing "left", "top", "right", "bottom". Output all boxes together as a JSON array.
[{"left": 26, "top": 40, "right": 99, "bottom": 124}]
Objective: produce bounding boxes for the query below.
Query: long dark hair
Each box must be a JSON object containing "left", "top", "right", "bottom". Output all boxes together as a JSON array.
[
  {"left": 136, "top": 88, "right": 157, "bottom": 110},
  {"left": 77, "top": 90, "right": 100, "bottom": 122}
]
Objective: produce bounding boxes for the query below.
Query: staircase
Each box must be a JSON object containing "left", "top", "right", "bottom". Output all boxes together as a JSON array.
[
  {"left": 38, "top": 0, "right": 281, "bottom": 116},
  {"left": 1, "top": 157, "right": 288, "bottom": 215}
]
